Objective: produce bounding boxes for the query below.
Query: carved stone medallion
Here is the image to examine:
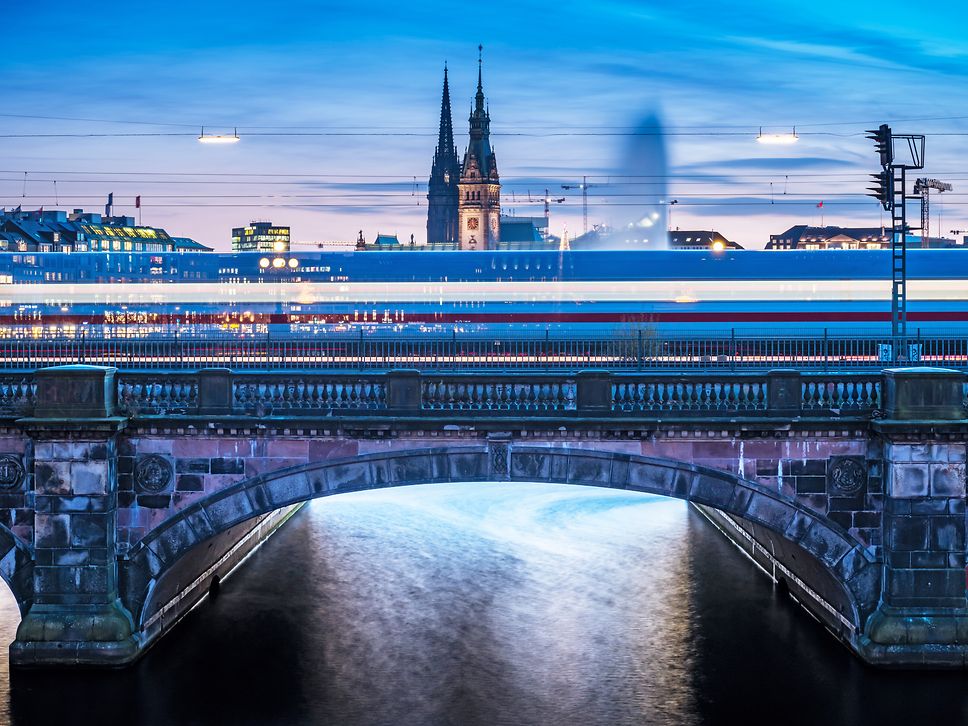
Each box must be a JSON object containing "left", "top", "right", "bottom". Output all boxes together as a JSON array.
[
  {"left": 828, "top": 456, "right": 866, "bottom": 496},
  {"left": 135, "top": 455, "right": 174, "bottom": 493},
  {"left": 0, "top": 455, "right": 24, "bottom": 490}
]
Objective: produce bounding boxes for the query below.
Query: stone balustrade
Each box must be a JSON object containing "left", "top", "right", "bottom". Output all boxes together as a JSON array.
[{"left": 85, "top": 369, "right": 951, "bottom": 418}]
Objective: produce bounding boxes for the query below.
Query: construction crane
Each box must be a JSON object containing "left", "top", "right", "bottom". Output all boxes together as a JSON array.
[
  {"left": 914, "top": 178, "right": 953, "bottom": 247},
  {"left": 561, "top": 176, "right": 593, "bottom": 235},
  {"left": 530, "top": 189, "right": 564, "bottom": 240},
  {"left": 542, "top": 188, "right": 565, "bottom": 220}
]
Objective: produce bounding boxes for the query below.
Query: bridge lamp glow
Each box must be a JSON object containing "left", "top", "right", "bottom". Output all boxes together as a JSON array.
[
  {"left": 259, "top": 257, "right": 271, "bottom": 268},
  {"left": 288, "top": 258, "right": 299, "bottom": 268},
  {"left": 272, "top": 257, "right": 286, "bottom": 269},
  {"left": 756, "top": 126, "right": 798, "bottom": 145},
  {"left": 711, "top": 240, "right": 726, "bottom": 252},
  {"left": 197, "top": 126, "right": 240, "bottom": 144}
]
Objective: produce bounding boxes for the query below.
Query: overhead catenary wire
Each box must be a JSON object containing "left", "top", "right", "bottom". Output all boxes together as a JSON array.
[{"left": 3, "top": 110, "right": 968, "bottom": 130}]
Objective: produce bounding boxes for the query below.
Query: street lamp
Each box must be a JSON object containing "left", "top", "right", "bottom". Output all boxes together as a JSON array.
[
  {"left": 756, "top": 127, "right": 798, "bottom": 145},
  {"left": 198, "top": 127, "right": 240, "bottom": 144}
]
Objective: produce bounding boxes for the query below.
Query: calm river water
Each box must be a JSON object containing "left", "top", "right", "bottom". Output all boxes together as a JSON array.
[{"left": 2, "top": 482, "right": 968, "bottom": 725}]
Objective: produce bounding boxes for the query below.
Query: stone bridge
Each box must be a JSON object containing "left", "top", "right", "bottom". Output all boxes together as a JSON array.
[{"left": 0, "top": 366, "right": 964, "bottom": 667}]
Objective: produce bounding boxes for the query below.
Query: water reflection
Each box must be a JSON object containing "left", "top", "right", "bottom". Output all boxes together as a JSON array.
[{"left": 3, "top": 482, "right": 968, "bottom": 725}]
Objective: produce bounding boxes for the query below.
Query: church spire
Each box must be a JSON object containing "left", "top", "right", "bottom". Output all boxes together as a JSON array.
[
  {"left": 436, "top": 63, "right": 455, "bottom": 161},
  {"left": 465, "top": 44, "right": 494, "bottom": 175},
  {"left": 476, "top": 44, "right": 484, "bottom": 109},
  {"left": 427, "top": 63, "right": 460, "bottom": 245}
]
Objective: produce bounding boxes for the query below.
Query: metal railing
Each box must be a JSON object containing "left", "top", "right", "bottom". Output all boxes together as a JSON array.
[{"left": 0, "top": 330, "right": 966, "bottom": 372}]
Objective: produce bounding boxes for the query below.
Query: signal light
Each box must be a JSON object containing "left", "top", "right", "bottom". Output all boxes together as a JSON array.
[
  {"left": 867, "top": 170, "right": 892, "bottom": 210},
  {"left": 865, "top": 124, "right": 893, "bottom": 167}
]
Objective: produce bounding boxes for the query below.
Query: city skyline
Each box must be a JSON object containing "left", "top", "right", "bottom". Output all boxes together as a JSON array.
[{"left": 2, "top": 1, "right": 967, "bottom": 249}]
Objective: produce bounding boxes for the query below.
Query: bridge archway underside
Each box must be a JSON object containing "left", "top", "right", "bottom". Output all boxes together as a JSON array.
[{"left": 124, "top": 444, "right": 878, "bottom": 635}]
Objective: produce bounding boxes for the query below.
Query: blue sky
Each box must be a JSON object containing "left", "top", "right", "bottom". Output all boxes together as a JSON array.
[{"left": 2, "top": 0, "right": 967, "bottom": 248}]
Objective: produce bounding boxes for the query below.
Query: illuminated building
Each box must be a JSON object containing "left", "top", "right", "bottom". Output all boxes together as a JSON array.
[
  {"left": 767, "top": 225, "right": 965, "bottom": 250},
  {"left": 766, "top": 226, "right": 892, "bottom": 250},
  {"left": 232, "top": 221, "right": 291, "bottom": 252},
  {"left": 457, "top": 52, "right": 500, "bottom": 250},
  {"left": 668, "top": 230, "right": 742, "bottom": 250},
  {"left": 0, "top": 208, "right": 210, "bottom": 253}
]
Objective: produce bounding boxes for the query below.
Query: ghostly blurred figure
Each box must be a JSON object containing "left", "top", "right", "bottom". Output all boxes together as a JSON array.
[{"left": 602, "top": 112, "right": 669, "bottom": 249}]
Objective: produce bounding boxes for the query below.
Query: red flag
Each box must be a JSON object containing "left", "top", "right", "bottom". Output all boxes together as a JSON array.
[
  {"left": 135, "top": 195, "right": 141, "bottom": 209},
  {"left": 816, "top": 201, "right": 824, "bottom": 208}
]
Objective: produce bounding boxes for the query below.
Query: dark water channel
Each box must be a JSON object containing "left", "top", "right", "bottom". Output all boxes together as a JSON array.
[{"left": 3, "top": 482, "right": 968, "bottom": 725}]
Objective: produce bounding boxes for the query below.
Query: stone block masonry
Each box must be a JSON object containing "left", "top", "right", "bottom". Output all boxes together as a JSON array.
[{"left": 13, "top": 417, "right": 137, "bottom": 666}]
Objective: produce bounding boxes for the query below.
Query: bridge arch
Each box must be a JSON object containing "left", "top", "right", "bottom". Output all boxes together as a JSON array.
[
  {"left": 122, "top": 444, "right": 879, "bottom": 632},
  {"left": 0, "top": 524, "right": 35, "bottom": 617}
]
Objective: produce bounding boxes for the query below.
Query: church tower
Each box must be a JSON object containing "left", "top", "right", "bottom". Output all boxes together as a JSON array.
[
  {"left": 458, "top": 46, "right": 500, "bottom": 250},
  {"left": 426, "top": 65, "right": 460, "bottom": 245}
]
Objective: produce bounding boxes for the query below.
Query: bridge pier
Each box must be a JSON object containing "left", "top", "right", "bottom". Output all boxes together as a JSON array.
[
  {"left": 861, "top": 368, "right": 968, "bottom": 666},
  {"left": 11, "top": 366, "right": 138, "bottom": 666}
]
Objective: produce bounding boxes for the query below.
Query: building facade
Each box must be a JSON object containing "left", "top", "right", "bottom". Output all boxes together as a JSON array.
[
  {"left": 232, "top": 221, "right": 290, "bottom": 253},
  {"left": 0, "top": 208, "right": 210, "bottom": 253}
]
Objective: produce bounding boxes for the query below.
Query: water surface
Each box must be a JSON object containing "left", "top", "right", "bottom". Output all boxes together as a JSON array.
[{"left": 4, "top": 482, "right": 968, "bottom": 725}]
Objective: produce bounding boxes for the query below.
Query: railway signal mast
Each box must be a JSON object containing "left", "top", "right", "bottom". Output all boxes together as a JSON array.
[{"left": 865, "top": 124, "right": 925, "bottom": 361}]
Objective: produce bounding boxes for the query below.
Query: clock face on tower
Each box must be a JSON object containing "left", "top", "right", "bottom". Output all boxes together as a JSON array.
[{"left": 467, "top": 217, "right": 479, "bottom": 230}]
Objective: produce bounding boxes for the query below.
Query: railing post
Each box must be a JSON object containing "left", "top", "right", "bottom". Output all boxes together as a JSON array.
[
  {"left": 545, "top": 328, "right": 550, "bottom": 373},
  {"left": 767, "top": 369, "right": 802, "bottom": 416},
  {"left": 730, "top": 328, "right": 736, "bottom": 372},
  {"left": 882, "top": 366, "right": 965, "bottom": 420},
  {"left": 823, "top": 328, "right": 829, "bottom": 373},
  {"left": 577, "top": 370, "right": 612, "bottom": 414},
  {"left": 197, "top": 368, "right": 233, "bottom": 415},
  {"left": 386, "top": 370, "right": 421, "bottom": 411}
]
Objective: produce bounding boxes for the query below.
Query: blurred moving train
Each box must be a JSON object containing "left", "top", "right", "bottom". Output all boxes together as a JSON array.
[{"left": 0, "top": 249, "right": 966, "bottom": 337}]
